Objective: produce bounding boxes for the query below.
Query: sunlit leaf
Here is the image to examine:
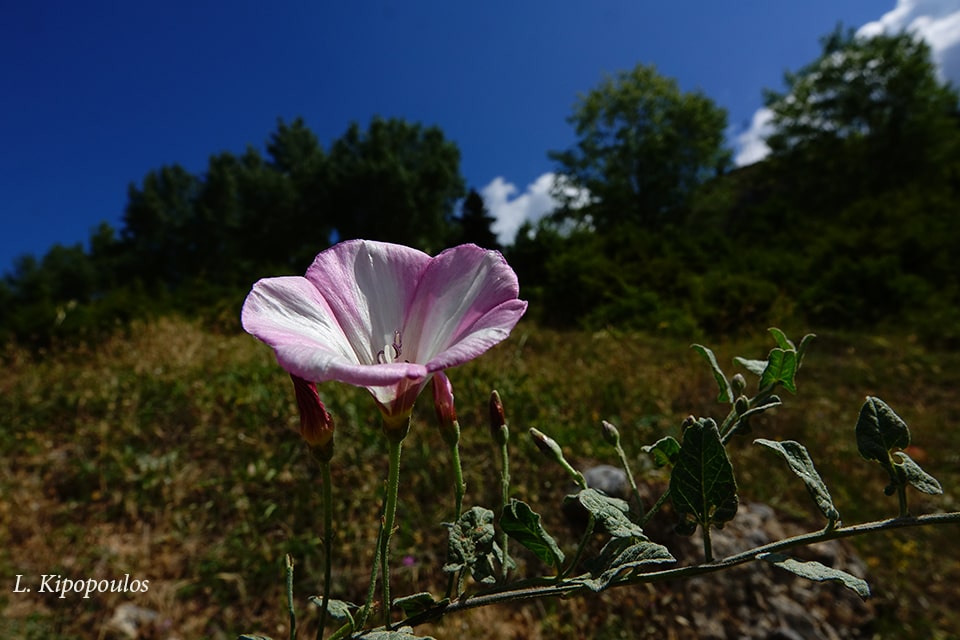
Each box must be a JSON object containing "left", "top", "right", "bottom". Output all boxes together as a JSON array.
[
  {"left": 759, "top": 552, "right": 871, "bottom": 599},
  {"left": 642, "top": 436, "right": 681, "bottom": 468},
  {"left": 768, "top": 327, "right": 795, "bottom": 351},
  {"left": 734, "top": 357, "right": 767, "bottom": 377},
  {"left": 760, "top": 348, "right": 798, "bottom": 393}
]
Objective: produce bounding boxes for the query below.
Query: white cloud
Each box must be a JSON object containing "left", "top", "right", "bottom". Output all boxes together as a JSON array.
[
  {"left": 733, "top": 0, "right": 960, "bottom": 166},
  {"left": 733, "top": 108, "right": 774, "bottom": 167},
  {"left": 481, "top": 173, "right": 560, "bottom": 245},
  {"left": 858, "top": 0, "right": 960, "bottom": 84}
]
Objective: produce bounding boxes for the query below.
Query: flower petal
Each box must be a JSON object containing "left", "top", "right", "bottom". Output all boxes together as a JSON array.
[
  {"left": 402, "top": 244, "right": 528, "bottom": 371},
  {"left": 305, "top": 239, "right": 431, "bottom": 365},
  {"left": 241, "top": 271, "right": 427, "bottom": 387}
]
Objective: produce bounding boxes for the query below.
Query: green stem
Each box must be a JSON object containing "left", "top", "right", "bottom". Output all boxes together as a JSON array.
[
  {"left": 445, "top": 436, "right": 466, "bottom": 599},
  {"left": 558, "top": 514, "right": 595, "bottom": 580},
  {"left": 639, "top": 487, "right": 671, "bottom": 527},
  {"left": 317, "top": 460, "right": 333, "bottom": 639},
  {"left": 285, "top": 554, "right": 296, "bottom": 640},
  {"left": 451, "top": 439, "right": 466, "bottom": 521},
  {"left": 499, "top": 434, "right": 511, "bottom": 582},
  {"left": 356, "top": 523, "right": 383, "bottom": 629},
  {"left": 380, "top": 436, "right": 404, "bottom": 628},
  {"left": 397, "top": 511, "right": 960, "bottom": 630},
  {"left": 614, "top": 441, "right": 644, "bottom": 512}
]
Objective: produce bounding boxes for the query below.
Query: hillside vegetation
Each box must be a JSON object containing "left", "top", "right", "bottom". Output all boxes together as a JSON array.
[{"left": 1, "top": 318, "right": 959, "bottom": 638}]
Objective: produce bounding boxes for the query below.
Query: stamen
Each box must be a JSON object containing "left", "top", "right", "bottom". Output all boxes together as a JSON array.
[{"left": 376, "top": 330, "right": 403, "bottom": 364}]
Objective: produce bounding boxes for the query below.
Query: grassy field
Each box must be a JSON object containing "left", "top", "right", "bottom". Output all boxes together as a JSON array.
[{"left": 1, "top": 317, "right": 958, "bottom": 639}]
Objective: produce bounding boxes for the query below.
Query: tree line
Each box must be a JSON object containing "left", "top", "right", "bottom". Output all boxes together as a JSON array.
[{"left": 2, "top": 27, "right": 958, "bottom": 345}]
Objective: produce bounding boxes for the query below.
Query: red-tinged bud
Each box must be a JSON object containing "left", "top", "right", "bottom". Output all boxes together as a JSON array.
[
  {"left": 432, "top": 372, "right": 460, "bottom": 446},
  {"left": 291, "top": 375, "right": 335, "bottom": 455},
  {"left": 489, "top": 390, "right": 508, "bottom": 446}
]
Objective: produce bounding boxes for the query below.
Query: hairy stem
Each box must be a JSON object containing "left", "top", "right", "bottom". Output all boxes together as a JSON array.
[
  {"left": 499, "top": 435, "right": 511, "bottom": 582},
  {"left": 380, "top": 437, "right": 404, "bottom": 628},
  {"left": 285, "top": 554, "right": 296, "bottom": 640},
  {"left": 397, "top": 511, "right": 960, "bottom": 630},
  {"left": 317, "top": 460, "right": 333, "bottom": 639}
]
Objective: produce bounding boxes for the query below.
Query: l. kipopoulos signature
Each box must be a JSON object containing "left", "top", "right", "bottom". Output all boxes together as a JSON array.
[{"left": 12, "top": 573, "right": 149, "bottom": 598}]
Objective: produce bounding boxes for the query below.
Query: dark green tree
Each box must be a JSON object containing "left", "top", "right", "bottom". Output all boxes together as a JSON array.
[
  {"left": 121, "top": 164, "right": 201, "bottom": 285},
  {"left": 455, "top": 189, "right": 500, "bottom": 250},
  {"left": 549, "top": 63, "right": 731, "bottom": 230},
  {"left": 327, "top": 117, "right": 465, "bottom": 253},
  {"left": 763, "top": 27, "right": 960, "bottom": 191}
]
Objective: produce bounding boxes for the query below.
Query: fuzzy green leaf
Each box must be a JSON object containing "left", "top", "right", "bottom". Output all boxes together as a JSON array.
[
  {"left": 759, "top": 552, "right": 871, "bottom": 599},
  {"left": 692, "top": 344, "right": 733, "bottom": 403},
  {"left": 362, "top": 628, "right": 437, "bottom": 640},
  {"left": 856, "top": 397, "right": 910, "bottom": 464},
  {"left": 579, "top": 537, "right": 675, "bottom": 592},
  {"left": 894, "top": 451, "right": 943, "bottom": 495},
  {"left": 734, "top": 357, "right": 768, "bottom": 377},
  {"left": 393, "top": 592, "right": 447, "bottom": 617},
  {"left": 501, "top": 499, "right": 565, "bottom": 567},
  {"left": 760, "top": 348, "right": 798, "bottom": 393},
  {"left": 443, "top": 506, "right": 496, "bottom": 582},
  {"left": 670, "top": 418, "right": 739, "bottom": 531},
  {"left": 768, "top": 327, "right": 795, "bottom": 351},
  {"left": 307, "top": 598, "right": 356, "bottom": 624},
  {"left": 796, "top": 333, "right": 816, "bottom": 369},
  {"left": 755, "top": 439, "right": 839, "bottom": 521},
  {"left": 567, "top": 488, "right": 646, "bottom": 538},
  {"left": 642, "top": 436, "right": 681, "bottom": 468}
]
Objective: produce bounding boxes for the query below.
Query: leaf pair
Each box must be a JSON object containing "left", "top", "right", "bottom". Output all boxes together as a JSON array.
[{"left": 855, "top": 396, "right": 942, "bottom": 501}]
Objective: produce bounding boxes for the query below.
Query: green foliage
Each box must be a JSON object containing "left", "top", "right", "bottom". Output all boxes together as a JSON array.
[
  {"left": 669, "top": 418, "right": 739, "bottom": 545},
  {"left": 754, "top": 439, "right": 839, "bottom": 522},
  {"left": 328, "top": 117, "right": 465, "bottom": 254},
  {"left": 758, "top": 553, "right": 870, "bottom": 599},
  {"left": 549, "top": 63, "right": 731, "bottom": 230},
  {"left": 500, "top": 499, "right": 564, "bottom": 568}
]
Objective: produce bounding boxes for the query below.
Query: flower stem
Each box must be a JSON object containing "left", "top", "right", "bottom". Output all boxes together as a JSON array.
[
  {"left": 613, "top": 441, "right": 644, "bottom": 512},
  {"left": 380, "top": 435, "right": 404, "bottom": 628},
  {"left": 450, "top": 437, "right": 466, "bottom": 521},
  {"left": 498, "top": 432, "right": 511, "bottom": 582},
  {"left": 317, "top": 460, "right": 333, "bottom": 639},
  {"left": 285, "top": 554, "right": 296, "bottom": 640}
]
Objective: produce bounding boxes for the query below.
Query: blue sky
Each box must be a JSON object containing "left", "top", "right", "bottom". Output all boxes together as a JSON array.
[{"left": 3, "top": 1, "right": 959, "bottom": 275}]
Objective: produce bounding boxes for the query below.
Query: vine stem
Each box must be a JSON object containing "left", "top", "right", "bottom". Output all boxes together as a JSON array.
[
  {"left": 380, "top": 436, "right": 404, "bottom": 629},
  {"left": 498, "top": 434, "right": 511, "bottom": 582},
  {"left": 396, "top": 511, "right": 960, "bottom": 629},
  {"left": 317, "top": 459, "right": 333, "bottom": 639},
  {"left": 285, "top": 554, "right": 296, "bottom": 640}
]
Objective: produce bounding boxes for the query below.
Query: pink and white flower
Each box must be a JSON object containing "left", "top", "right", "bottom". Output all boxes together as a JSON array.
[{"left": 241, "top": 240, "right": 526, "bottom": 428}]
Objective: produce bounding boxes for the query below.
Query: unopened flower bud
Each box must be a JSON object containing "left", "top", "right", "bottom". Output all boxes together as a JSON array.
[
  {"left": 489, "top": 390, "right": 508, "bottom": 446},
  {"left": 432, "top": 372, "right": 460, "bottom": 447},
  {"left": 681, "top": 415, "right": 696, "bottom": 429},
  {"left": 530, "top": 428, "right": 564, "bottom": 465},
  {"left": 731, "top": 373, "right": 747, "bottom": 396},
  {"left": 601, "top": 420, "right": 621, "bottom": 446},
  {"left": 291, "top": 375, "right": 335, "bottom": 455}
]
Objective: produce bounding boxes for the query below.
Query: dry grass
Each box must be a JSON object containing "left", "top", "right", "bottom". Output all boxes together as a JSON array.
[{"left": 1, "top": 318, "right": 958, "bottom": 638}]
